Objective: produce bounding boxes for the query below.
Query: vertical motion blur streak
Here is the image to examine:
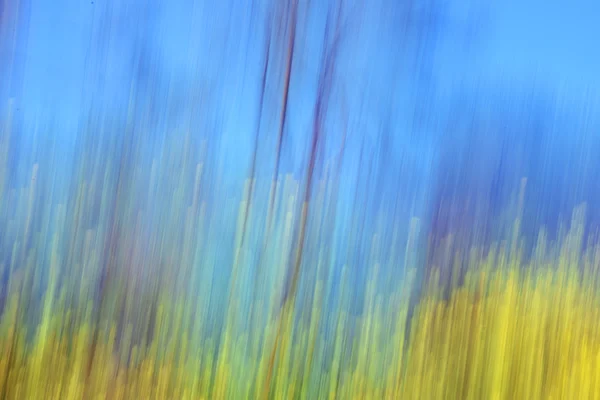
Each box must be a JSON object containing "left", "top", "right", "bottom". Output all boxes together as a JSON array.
[{"left": 0, "top": 0, "right": 600, "bottom": 398}]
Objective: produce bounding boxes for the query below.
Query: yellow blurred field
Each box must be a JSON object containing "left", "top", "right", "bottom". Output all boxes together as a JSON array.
[{"left": 0, "top": 205, "right": 598, "bottom": 399}]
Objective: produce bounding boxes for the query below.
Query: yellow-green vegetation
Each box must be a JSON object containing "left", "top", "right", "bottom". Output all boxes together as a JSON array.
[
  {"left": 0, "top": 198, "right": 600, "bottom": 398},
  {"left": 2, "top": 116, "right": 600, "bottom": 398}
]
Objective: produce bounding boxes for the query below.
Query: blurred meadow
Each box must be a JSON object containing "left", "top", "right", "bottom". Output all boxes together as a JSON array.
[{"left": 1, "top": 0, "right": 600, "bottom": 398}]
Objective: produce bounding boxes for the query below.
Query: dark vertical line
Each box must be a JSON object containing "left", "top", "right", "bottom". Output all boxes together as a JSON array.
[
  {"left": 266, "top": 0, "right": 298, "bottom": 232},
  {"left": 263, "top": 4, "right": 345, "bottom": 395}
]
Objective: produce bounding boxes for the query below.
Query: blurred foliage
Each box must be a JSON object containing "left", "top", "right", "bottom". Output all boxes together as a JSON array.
[{"left": 0, "top": 130, "right": 599, "bottom": 397}]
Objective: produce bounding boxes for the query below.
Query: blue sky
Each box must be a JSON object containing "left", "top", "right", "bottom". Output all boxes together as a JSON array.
[
  {"left": 2, "top": 0, "right": 599, "bottom": 221},
  {"left": 6, "top": 0, "right": 599, "bottom": 131},
  {"left": 484, "top": 0, "right": 599, "bottom": 90}
]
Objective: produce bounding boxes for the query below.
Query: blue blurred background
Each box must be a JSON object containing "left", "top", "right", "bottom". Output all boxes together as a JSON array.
[{"left": 1, "top": 0, "right": 599, "bottom": 309}]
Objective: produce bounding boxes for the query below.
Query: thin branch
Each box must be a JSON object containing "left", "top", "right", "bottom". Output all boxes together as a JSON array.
[
  {"left": 266, "top": 0, "right": 299, "bottom": 233},
  {"left": 262, "top": 1, "right": 349, "bottom": 395}
]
